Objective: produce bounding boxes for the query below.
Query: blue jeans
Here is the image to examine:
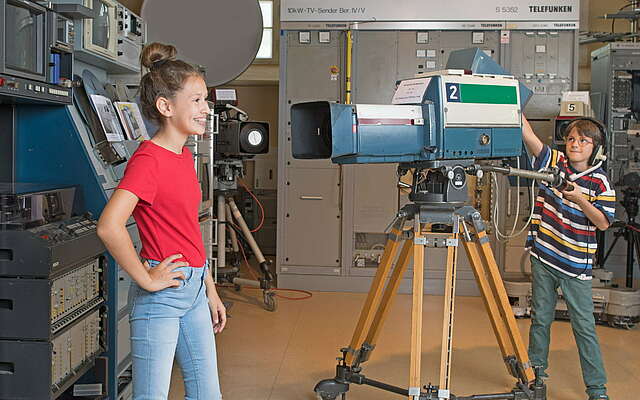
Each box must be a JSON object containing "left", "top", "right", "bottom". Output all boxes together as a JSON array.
[{"left": 128, "top": 260, "right": 222, "bottom": 400}]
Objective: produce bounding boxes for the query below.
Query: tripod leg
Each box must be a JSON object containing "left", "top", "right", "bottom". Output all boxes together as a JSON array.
[
  {"left": 216, "top": 194, "right": 227, "bottom": 272},
  {"left": 225, "top": 203, "right": 240, "bottom": 254},
  {"left": 344, "top": 218, "right": 406, "bottom": 365},
  {"left": 626, "top": 229, "right": 635, "bottom": 289},
  {"left": 227, "top": 197, "right": 277, "bottom": 310},
  {"left": 462, "top": 234, "right": 512, "bottom": 358},
  {"left": 227, "top": 197, "right": 267, "bottom": 265},
  {"left": 462, "top": 215, "right": 535, "bottom": 383},
  {"left": 227, "top": 197, "right": 276, "bottom": 286},
  {"left": 600, "top": 234, "right": 620, "bottom": 266},
  {"left": 632, "top": 230, "right": 640, "bottom": 288},
  {"left": 409, "top": 218, "right": 425, "bottom": 400},
  {"left": 362, "top": 238, "right": 413, "bottom": 355},
  {"left": 439, "top": 229, "right": 459, "bottom": 392}
]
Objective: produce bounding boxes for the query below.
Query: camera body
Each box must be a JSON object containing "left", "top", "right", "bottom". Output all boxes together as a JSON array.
[
  {"left": 291, "top": 48, "right": 532, "bottom": 166},
  {"left": 215, "top": 120, "right": 269, "bottom": 156},
  {"left": 209, "top": 88, "right": 270, "bottom": 157}
]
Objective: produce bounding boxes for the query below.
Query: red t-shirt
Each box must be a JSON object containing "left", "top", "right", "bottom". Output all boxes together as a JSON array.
[{"left": 117, "top": 140, "right": 206, "bottom": 267}]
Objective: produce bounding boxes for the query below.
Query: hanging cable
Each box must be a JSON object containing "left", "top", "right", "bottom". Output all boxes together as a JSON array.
[
  {"left": 237, "top": 178, "right": 265, "bottom": 233},
  {"left": 491, "top": 158, "right": 538, "bottom": 241}
]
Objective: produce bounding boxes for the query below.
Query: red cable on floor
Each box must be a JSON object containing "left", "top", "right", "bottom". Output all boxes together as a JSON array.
[
  {"left": 271, "top": 288, "right": 313, "bottom": 300},
  {"left": 218, "top": 185, "right": 310, "bottom": 300},
  {"left": 235, "top": 237, "right": 313, "bottom": 301}
]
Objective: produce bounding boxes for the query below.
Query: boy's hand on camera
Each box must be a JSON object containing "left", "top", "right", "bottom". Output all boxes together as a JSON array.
[
  {"left": 561, "top": 182, "right": 584, "bottom": 203},
  {"left": 140, "top": 254, "right": 188, "bottom": 292}
]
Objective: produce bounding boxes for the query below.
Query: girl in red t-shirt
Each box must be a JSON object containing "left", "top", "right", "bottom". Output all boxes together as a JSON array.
[{"left": 98, "top": 42, "right": 225, "bottom": 399}]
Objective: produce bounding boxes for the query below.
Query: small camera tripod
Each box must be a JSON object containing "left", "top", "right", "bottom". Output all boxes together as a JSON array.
[
  {"left": 600, "top": 184, "right": 640, "bottom": 288},
  {"left": 314, "top": 162, "right": 546, "bottom": 400},
  {"left": 214, "top": 159, "right": 276, "bottom": 311}
]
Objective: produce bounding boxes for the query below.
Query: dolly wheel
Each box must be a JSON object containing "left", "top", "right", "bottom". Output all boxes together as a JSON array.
[
  {"left": 263, "top": 290, "right": 277, "bottom": 312},
  {"left": 314, "top": 378, "right": 349, "bottom": 400},
  {"left": 316, "top": 392, "right": 341, "bottom": 400}
]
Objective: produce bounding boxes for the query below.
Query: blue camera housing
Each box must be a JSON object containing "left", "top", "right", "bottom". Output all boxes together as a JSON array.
[{"left": 291, "top": 48, "right": 532, "bottom": 164}]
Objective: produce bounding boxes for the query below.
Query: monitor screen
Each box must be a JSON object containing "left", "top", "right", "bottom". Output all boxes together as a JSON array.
[
  {"left": 90, "top": 0, "right": 111, "bottom": 49},
  {"left": 5, "top": 1, "right": 45, "bottom": 77}
]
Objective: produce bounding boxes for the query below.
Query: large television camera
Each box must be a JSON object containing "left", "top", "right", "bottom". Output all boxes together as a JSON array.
[
  {"left": 291, "top": 48, "right": 536, "bottom": 205},
  {"left": 292, "top": 48, "right": 532, "bottom": 164}
]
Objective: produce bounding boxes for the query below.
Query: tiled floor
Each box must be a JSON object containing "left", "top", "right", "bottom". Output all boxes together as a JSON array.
[{"left": 168, "top": 288, "right": 640, "bottom": 400}]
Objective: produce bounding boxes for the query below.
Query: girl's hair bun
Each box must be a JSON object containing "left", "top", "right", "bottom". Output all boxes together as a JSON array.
[{"left": 141, "top": 42, "right": 178, "bottom": 70}]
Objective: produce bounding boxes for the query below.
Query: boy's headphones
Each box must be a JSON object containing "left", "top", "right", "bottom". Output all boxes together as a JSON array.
[{"left": 563, "top": 116, "right": 608, "bottom": 166}]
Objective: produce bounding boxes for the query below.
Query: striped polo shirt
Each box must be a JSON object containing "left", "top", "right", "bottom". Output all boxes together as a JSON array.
[{"left": 526, "top": 145, "right": 616, "bottom": 280}]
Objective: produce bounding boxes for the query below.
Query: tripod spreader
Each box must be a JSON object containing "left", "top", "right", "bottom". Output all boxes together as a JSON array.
[
  {"left": 315, "top": 363, "right": 546, "bottom": 400},
  {"left": 471, "top": 165, "right": 572, "bottom": 191}
]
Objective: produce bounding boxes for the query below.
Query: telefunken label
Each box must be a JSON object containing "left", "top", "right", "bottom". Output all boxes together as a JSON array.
[{"left": 528, "top": 5, "right": 573, "bottom": 13}]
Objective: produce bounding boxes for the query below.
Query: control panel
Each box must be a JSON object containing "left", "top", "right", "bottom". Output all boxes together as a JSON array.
[
  {"left": 116, "top": 5, "right": 146, "bottom": 70},
  {"left": 31, "top": 215, "right": 99, "bottom": 245},
  {"left": 0, "top": 74, "right": 72, "bottom": 104}
]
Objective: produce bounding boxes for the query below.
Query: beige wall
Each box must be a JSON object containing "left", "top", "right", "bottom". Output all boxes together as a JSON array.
[
  {"left": 233, "top": 65, "right": 279, "bottom": 84},
  {"left": 120, "top": 0, "right": 143, "bottom": 14}
]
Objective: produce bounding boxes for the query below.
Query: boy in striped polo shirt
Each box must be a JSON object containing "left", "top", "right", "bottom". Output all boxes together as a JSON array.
[{"left": 522, "top": 116, "right": 616, "bottom": 400}]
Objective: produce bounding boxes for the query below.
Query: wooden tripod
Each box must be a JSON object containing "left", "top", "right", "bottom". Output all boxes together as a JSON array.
[{"left": 317, "top": 204, "right": 543, "bottom": 400}]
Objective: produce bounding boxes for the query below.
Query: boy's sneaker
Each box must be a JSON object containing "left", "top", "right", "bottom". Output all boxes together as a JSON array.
[{"left": 588, "top": 395, "right": 609, "bottom": 400}]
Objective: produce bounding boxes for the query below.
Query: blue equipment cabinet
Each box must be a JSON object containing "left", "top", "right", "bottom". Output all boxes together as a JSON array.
[{"left": 15, "top": 103, "right": 139, "bottom": 399}]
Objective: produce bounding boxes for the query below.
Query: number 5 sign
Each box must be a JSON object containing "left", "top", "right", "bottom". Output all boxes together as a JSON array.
[{"left": 560, "top": 101, "right": 584, "bottom": 116}]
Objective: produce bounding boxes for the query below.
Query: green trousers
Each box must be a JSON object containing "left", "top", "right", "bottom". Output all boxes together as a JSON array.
[{"left": 528, "top": 256, "right": 607, "bottom": 398}]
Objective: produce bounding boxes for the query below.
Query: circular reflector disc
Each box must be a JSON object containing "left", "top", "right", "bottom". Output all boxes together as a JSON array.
[{"left": 141, "top": 0, "right": 263, "bottom": 86}]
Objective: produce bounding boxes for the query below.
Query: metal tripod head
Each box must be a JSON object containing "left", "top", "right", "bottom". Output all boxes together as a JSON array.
[
  {"left": 213, "top": 158, "right": 244, "bottom": 192},
  {"left": 396, "top": 158, "right": 574, "bottom": 215},
  {"left": 621, "top": 186, "right": 640, "bottom": 222},
  {"left": 398, "top": 160, "right": 475, "bottom": 207}
]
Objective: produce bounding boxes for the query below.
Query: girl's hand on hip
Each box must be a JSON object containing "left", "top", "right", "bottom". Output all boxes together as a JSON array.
[{"left": 140, "top": 254, "right": 188, "bottom": 292}]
